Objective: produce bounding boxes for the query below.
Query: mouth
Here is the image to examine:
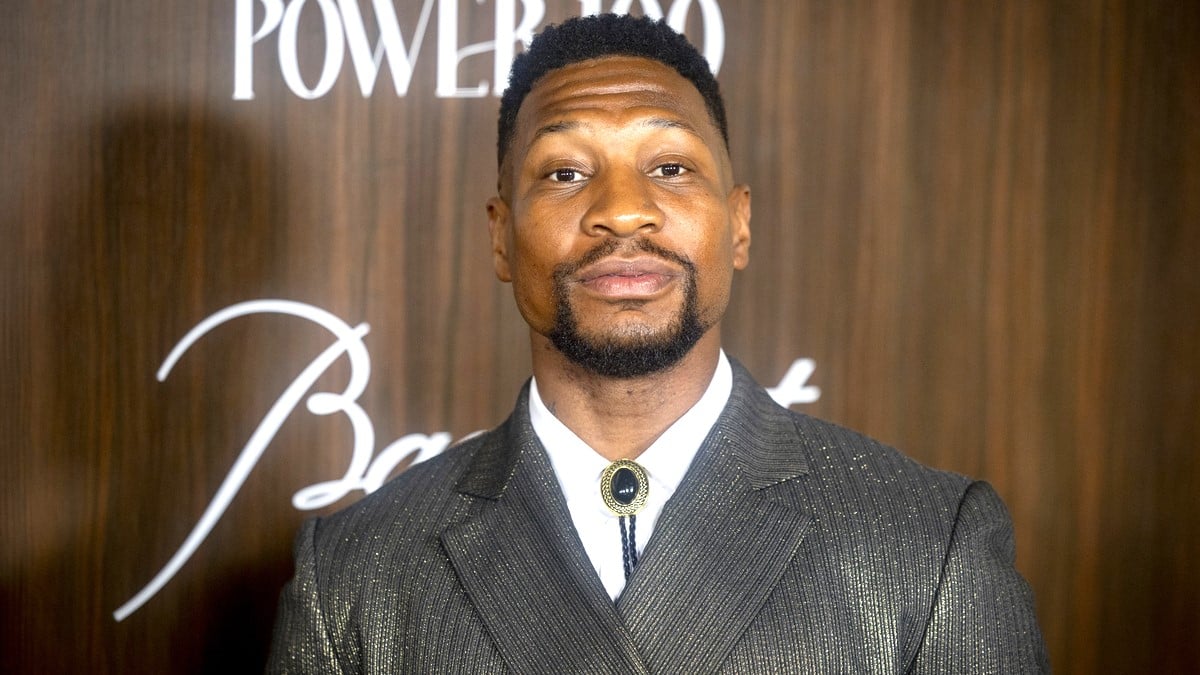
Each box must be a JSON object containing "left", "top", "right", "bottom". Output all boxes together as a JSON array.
[{"left": 574, "top": 256, "right": 680, "bottom": 299}]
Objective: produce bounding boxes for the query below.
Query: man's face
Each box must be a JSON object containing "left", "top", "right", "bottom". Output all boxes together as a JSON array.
[{"left": 487, "top": 56, "right": 751, "bottom": 378}]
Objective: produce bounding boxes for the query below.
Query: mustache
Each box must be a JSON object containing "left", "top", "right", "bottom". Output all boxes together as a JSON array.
[{"left": 553, "top": 237, "right": 695, "bottom": 281}]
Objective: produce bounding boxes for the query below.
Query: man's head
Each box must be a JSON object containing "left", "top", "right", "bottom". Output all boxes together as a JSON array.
[
  {"left": 497, "top": 14, "right": 729, "bottom": 177},
  {"left": 487, "top": 16, "right": 750, "bottom": 380}
]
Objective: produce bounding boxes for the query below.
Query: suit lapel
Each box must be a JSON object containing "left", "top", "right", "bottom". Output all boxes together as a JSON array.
[
  {"left": 616, "top": 361, "right": 815, "bottom": 672},
  {"left": 442, "top": 388, "right": 649, "bottom": 674}
]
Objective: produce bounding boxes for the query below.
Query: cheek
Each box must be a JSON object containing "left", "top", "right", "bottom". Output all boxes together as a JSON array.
[
  {"left": 680, "top": 207, "right": 736, "bottom": 265},
  {"left": 506, "top": 218, "right": 567, "bottom": 330},
  {"left": 696, "top": 260, "right": 734, "bottom": 304},
  {"left": 687, "top": 217, "right": 739, "bottom": 310},
  {"left": 511, "top": 213, "right": 571, "bottom": 282}
]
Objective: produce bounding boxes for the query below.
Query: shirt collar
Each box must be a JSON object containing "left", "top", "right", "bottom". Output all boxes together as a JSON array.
[{"left": 530, "top": 351, "right": 734, "bottom": 498}]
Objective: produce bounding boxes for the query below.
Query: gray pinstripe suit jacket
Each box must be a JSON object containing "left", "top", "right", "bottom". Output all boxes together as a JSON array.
[{"left": 267, "top": 360, "right": 1048, "bottom": 673}]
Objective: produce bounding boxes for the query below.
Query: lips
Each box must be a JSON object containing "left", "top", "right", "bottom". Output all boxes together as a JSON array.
[{"left": 575, "top": 256, "right": 680, "bottom": 298}]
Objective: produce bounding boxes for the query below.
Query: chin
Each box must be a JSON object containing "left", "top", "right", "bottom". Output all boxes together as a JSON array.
[{"left": 550, "top": 311, "right": 708, "bottom": 379}]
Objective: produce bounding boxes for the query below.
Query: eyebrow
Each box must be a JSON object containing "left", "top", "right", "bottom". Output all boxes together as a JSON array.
[
  {"left": 530, "top": 117, "right": 705, "bottom": 144},
  {"left": 531, "top": 120, "right": 583, "bottom": 143}
]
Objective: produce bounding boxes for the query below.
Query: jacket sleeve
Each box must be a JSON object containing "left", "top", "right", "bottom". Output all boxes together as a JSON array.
[
  {"left": 908, "top": 481, "right": 1050, "bottom": 674},
  {"left": 266, "top": 518, "right": 349, "bottom": 675}
]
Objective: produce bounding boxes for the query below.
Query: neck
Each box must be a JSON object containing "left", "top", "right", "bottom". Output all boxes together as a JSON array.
[{"left": 530, "top": 328, "right": 723, "bottom": 462}]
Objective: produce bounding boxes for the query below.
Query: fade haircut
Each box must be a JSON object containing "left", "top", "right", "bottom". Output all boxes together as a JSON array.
[{"left": 497, "top": 13, "right": 729, "bottom": 169}]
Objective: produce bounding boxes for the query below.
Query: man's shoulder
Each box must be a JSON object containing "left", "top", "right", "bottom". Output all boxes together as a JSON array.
[
  {"left": 786, "top": 409, "right": 972, "bottom": 496},
  {"left": 772, "top": 407, "right": 997, "bottom": 551},
  {"left": 725, "top": 358, "right": 972, "bottom": 503},
  {"left": 309, "top": 425, "right": 502, "bottom": 550},
  {"left": 275, "top": 426, "right": 510, "bottom": 646}
]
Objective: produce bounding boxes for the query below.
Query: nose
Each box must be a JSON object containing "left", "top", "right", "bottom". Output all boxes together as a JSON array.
[{"left": 581, "top": 166, "right": 664, "bottom": 237}]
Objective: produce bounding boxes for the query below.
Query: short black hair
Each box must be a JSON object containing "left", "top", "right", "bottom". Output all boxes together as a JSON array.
[{"left": 497, "top": 13, "right": 728, "bottom": 169}]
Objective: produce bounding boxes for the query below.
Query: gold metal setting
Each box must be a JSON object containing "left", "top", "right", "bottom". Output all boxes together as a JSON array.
[{"left": 600, "top": 459, "right": 649, "bottom": 516}]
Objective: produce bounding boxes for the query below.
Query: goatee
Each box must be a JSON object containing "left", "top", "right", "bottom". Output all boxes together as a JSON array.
[{"left": 548, "top": 238, "right": 707, "bottom": 379}]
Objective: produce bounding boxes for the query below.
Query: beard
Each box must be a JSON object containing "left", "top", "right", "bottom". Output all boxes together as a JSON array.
[{"left": 547, "top": 238, "right": 708, "bottom": 379}]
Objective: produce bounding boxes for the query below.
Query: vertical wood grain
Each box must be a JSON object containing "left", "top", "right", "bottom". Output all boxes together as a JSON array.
[{"left": 2, "top": 1, "right": 1197, "bottom": 673}]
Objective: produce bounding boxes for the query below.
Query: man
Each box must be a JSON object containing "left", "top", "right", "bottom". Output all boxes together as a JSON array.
[{"left": 268, "top": 14, "right": 1048, "bottom": 673}]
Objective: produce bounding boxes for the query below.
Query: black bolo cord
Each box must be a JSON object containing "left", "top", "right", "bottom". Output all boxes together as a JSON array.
[{"left": 619, "top": 515, "right": 639, "bottom": 580}]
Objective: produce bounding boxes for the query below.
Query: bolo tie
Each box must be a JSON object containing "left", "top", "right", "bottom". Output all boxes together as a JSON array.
[{"left": 600, "top": 459, "right": 649, "bottom": 580}]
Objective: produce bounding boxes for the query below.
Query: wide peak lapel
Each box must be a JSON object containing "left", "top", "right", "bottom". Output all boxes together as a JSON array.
[
  {"left": 615, "top": 362, "right": 813, "bottom": 672},
  {"left": 442, "top": 389, "right": 649, "bottom": 674}
]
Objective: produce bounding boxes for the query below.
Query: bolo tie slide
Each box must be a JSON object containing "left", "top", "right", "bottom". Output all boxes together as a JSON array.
[{"left": 600, "top": 459, "right": 649, "bottom": 580}]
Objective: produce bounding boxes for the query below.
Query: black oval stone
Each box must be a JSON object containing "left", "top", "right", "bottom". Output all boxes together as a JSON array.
[{"left": 611, "top": 467, "right": 640, "bottom": 505}]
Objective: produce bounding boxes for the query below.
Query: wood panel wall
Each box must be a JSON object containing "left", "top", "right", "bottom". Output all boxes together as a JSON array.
[{"left": 3, "top": 2, "right": 1197, "bottom": 673}]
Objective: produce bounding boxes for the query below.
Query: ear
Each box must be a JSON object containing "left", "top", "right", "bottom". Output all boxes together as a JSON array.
[
  {"left": 486, "top": 196, "right": 513, "bottom": 282},
  {"left": 728, "top": 184, "right": 752, "bottom": 270}
]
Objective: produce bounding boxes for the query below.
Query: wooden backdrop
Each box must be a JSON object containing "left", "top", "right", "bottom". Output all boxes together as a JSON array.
[{"left": 3, "top": 1, "right": 1197, "bottom": 673}]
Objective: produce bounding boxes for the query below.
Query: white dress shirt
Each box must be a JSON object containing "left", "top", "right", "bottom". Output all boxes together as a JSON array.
[{"left": 529, "top": 351, "right": 733, "bottom": 600}]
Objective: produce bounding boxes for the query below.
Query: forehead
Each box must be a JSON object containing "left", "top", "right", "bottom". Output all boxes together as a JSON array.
[{"left": 513, "top": 56, "right": 720, "bottom": 150}]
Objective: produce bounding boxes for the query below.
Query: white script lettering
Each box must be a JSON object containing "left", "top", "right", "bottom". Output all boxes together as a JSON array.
[
  {"left": 765, "top": 357, "right": 821, "bottom": 408},
  {"left": 113, "top": 299, "right": 816, "bottom": 620},
  {"left": 112, "top": 299, "right": 451, "bottom": 621}
]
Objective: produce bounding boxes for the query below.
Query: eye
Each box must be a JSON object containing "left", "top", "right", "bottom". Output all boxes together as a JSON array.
[
  {"left": 548, "top": 168, "right": 585, "bottom": 182},
  {"left": 652, "top": 163, "right": 688, "bottom": 178}
]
